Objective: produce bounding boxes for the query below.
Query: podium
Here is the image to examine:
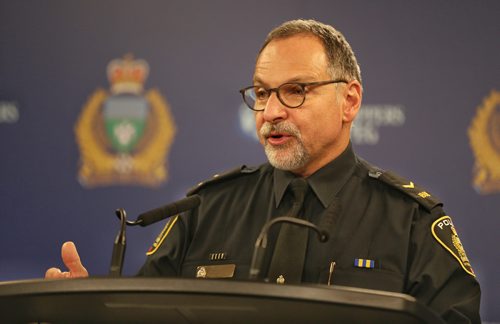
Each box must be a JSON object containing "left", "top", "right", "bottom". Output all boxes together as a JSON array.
[{"left": 0, "top": 278, "right": 443, "bottom": 323}]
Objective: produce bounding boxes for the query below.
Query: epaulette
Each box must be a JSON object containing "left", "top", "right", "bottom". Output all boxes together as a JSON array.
[
  {"left": 187, "top": 165, "right": 260, "bottom": 196},
  {"left": 364, "top": 162, "right": 442, "bottom": 212}
]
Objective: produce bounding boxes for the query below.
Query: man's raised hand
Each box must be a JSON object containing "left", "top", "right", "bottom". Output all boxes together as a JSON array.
[{"left": 45, "top": 241, "right": 88, "bottom": 279}]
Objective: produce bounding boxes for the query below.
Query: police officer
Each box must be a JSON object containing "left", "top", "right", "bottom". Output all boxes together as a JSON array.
[{"left": 46, "top": 19, "right": 480, "bottom": 323}]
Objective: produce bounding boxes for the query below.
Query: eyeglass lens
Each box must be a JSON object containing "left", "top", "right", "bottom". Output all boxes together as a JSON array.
[{"left": 245, "top": 83, "right": 305, "bottom": 110}]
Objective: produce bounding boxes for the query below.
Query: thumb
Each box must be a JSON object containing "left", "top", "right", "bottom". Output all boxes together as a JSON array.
[{"left": 61, "top": 241, "right": 88, "bottom": 278}]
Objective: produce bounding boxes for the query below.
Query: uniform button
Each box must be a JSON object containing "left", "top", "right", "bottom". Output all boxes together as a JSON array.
[
  {"left": 196, "top": 266, "right": 207, "bottom": 278},
  {"left": 276, "top": 275, "right": 285, "bottom": 284}
]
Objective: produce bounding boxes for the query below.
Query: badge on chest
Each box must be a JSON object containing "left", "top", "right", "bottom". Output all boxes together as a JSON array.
[
  {"left": 194, "top": 251, "right": 236, "bottom": 279},
  {"left": 196, "top": 264, "right": 236, "bottom": 279}
]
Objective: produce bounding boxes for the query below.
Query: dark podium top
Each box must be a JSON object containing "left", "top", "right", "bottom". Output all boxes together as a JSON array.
[{"left": 0, "top": 278, "right": 443, "bottom": 323}]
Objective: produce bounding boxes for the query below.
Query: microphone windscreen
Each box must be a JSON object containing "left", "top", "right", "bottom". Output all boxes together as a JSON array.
[{"left": 137, "top": 195, "right": 201, "bottom": 226}]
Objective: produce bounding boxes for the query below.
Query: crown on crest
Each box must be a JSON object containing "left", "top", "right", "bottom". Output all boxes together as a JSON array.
[{"left": 107, "top": 54, "right": 149, "bottom": 94}]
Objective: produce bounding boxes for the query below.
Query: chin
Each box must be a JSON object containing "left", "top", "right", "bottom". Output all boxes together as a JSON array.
[{"left": 265, "top": 146, "right": 308, "bottom": 171}]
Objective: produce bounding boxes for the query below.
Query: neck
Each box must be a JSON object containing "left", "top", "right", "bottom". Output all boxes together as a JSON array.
[{"left": 291, "top": 135, "right": 351, "bottom": 178}]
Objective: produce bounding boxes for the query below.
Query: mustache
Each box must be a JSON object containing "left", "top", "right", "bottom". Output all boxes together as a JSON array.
[{"left": 259, "top": 122, "right": 301, "bottom": 138}]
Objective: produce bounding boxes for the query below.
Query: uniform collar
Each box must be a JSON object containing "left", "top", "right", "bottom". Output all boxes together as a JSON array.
[{"left": 273, "top": 142, "right": 357, "bottom": 208}]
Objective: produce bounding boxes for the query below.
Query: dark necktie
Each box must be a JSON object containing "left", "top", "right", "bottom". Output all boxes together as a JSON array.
[{"left": 267, "top": 178, "right": 309, "bottom": 284}]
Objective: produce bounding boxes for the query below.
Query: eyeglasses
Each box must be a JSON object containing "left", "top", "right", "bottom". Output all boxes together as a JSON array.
[{"left": 239, "top": 79, "right": 347, "bottom": 111}]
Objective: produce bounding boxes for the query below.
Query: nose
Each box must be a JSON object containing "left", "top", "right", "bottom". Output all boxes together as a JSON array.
[{"left": 261, "top": 92, "right": 287, "bottom": 123}]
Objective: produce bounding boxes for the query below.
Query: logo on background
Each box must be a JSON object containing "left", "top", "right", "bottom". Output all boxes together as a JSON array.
[
  {"left": 237, "top": 103, "right": 406, "bottom": 146},
  {"left": 238, "top": 103, "right": 258, "bottom": 141},
  {"left": 0, "top": 101, "right": 19, "bottom": 124},
  {"left": 75, "top": 54, "right": 176, "bottom": 188},
  {"left": 468, "top": 90, "right": 500, "bottom": 194},
  {"left": 351, "top": 104, "right": 406, "bottom": 145}
]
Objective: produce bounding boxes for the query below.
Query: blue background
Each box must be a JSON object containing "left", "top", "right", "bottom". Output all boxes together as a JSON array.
[{"left": 1, "top": 1, "right": 499, "bottom": 321}]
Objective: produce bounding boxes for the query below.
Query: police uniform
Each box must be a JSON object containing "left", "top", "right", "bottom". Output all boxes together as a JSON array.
[{"left": 138, "top": 143, "right": 481, "bottom": 323}]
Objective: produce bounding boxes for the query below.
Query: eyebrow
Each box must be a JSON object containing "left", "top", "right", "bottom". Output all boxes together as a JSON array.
[{"left": 253, "top": 75, "right": 319, "bottom": 86}]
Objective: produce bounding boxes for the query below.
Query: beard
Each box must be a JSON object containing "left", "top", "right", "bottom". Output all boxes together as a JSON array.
[{"left": 259, "top": 121, "right": 310, "bottom": 171}]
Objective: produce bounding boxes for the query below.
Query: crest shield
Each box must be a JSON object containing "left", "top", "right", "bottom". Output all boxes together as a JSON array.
[{"left": 103, "top": 95, "right": 148, "bottom": 153}]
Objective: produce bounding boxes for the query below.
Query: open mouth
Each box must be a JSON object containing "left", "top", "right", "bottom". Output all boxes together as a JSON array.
[
  {"left": 266, "top": 132, "right": 292, "bottom": 145},
  {"left": 270, "top": 133, "right": 285, "bottom": 139}
]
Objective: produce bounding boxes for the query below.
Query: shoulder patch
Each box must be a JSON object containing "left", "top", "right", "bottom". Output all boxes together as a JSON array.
[
  {"left": 368, "top": 168, "right": 442, "bottom": 212},
  {"left": 146, "top": 215, "right": 179, "bottom": 256},
  {"left": 431, "top": 216, "right": 475, "bottom": 277},
  {"left": 187, "top": 165, "right": 259, "bottom": 196}
]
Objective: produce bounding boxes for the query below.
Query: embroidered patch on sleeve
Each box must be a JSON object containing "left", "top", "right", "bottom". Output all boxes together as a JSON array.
[
  {"left": 146, "top": 215, "right": 179, "bottom": 256},
  {"left": 431, "top": 216, "right": 475, "bottom": 277}
]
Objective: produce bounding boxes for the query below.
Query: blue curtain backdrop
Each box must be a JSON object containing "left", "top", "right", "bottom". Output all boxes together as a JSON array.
[{"left": 0, "top": 1, "right": 499, "bottom": 321}]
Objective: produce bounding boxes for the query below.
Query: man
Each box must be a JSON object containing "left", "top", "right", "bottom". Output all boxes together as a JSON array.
[{"left": 46, "top": 19, "right": 480, "bottom": 322}]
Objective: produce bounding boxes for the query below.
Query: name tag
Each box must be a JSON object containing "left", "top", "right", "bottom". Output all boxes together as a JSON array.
[{"left": 196, "top": 264, "right": 236, "bottom": 279}]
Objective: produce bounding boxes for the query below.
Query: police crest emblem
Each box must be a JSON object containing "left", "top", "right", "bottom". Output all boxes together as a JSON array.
[
  {"left": 468, "top": 90, "right": 500, "bottom": 194},
  {"left": 75, "top": 55, "right": 176, "bottom": 187},
  {"left": 431, "top": 216, "right": 475, "bottom": 277}
]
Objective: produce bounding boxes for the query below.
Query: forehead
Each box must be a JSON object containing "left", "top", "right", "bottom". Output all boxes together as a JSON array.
[{"left": 254, "top": 34, "right": 329, "bottom": 85}]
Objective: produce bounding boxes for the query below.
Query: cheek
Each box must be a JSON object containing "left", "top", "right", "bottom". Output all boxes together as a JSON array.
[
  {"left": 255, "top": 112, "right": 263, "bottom": 128},
  {"left": 306, "top": 111, "right": 342, "bottom": 142},
  {"left": 255, "top": 113, "right": 264, "bottom": 141}
]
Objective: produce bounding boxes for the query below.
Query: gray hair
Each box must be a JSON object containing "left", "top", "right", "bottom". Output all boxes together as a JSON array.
[{"left": 258, "top": 19, "right": 362, "bottom": 84}]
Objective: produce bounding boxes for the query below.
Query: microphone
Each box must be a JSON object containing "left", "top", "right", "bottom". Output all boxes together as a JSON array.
[
  {"left": 136, "top": 195, "right": 201, "bottom": 226},
  {"left": 248, "top": 216, "right": 329, "bottom": 281},
  {"left": 109, "top": 208, "right": 127, "bottom": 277},
  {"left": 118, "top": 195, "right": 201, "bottom": 227},
  {"left": 109, "top": 195, "right": 201, "bottom": 276}
]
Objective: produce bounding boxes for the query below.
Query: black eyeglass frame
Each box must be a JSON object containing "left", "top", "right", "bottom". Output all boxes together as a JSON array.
[{"left": 239, "top": 79, "right": 348, "bottom": 111}]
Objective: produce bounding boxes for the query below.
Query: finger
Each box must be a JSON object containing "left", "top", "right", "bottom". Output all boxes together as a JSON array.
[
  {"left": 61, "top": 241, "right": 89, "bottom": 278},
  {"left": 45, "top": 267, "right": 63, "bottom": 279}
]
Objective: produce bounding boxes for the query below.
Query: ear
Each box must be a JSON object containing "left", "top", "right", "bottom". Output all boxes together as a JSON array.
[{"left": 342, "top": 80, "right": 362, "bottom": 123}]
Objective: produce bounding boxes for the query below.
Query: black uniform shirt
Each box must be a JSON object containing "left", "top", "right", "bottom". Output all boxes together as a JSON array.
[{"left": 138, "top": 144, "right": 481, "bottom": 323}]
